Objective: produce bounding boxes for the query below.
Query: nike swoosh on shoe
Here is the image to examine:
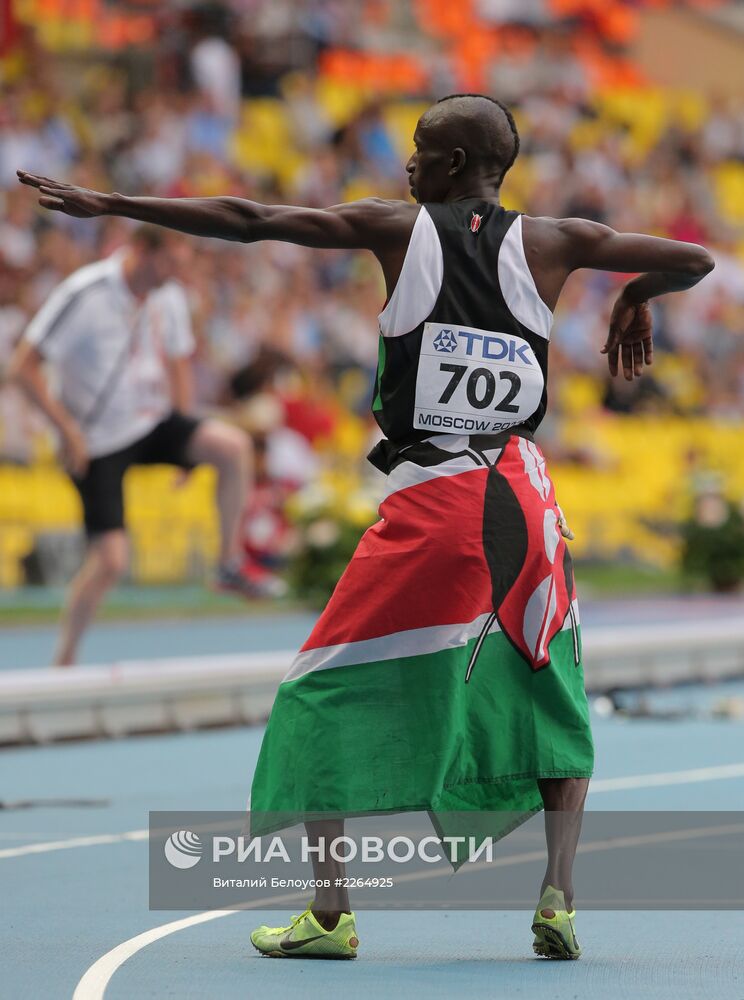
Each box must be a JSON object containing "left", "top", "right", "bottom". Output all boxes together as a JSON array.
[{"left": 279, "top": 932, "right": 327, "bottom": 951}]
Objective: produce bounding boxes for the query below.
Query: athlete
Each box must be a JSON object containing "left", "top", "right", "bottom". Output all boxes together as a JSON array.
[
  {"left": 8, "top": 225, "right": 281, "bottom": 666},
  {"left": 17, "top": 93, "right": 714, "bottom": 956}
]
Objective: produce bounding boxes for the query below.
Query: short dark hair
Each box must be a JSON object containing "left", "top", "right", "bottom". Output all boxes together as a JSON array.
[
  {"left": 435, "top": 93, "right": 520, "bottom": 184},
  {"left": 130, "top": 223, "right": 168, "bottom": 251}
]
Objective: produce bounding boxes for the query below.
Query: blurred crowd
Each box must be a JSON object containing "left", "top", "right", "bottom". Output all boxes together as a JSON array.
[{"left": 1, "top": 0, "right": 744, "bottom": 486}]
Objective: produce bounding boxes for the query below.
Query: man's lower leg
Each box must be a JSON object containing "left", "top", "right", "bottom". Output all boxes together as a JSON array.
[
  {"left": 54, "top": 532, "right": 127, "bottom": 666},
  {"left": 187, "top": 421, "right": 250, "bottom": 564},
  {"left": 537, "top": 776, "right": 589, "bottom": 911},
  {"left": 305, "top": 818, "right": 350, "bottom": 930}
]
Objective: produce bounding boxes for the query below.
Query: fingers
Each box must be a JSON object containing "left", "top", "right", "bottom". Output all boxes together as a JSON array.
[
  {"left": 17, "top": 170, "right": 41, "bottom": 188},
  {"left": 632, "top": 339, "right": 644, "bottom": 377},
  {"left": 621, "top": 342, "right": 645, "bottom": 380},
  {"left": 621, "top": 342, "right": 634, "bottom": 380},
  {"left": 616, "top": 339, "right": 649, "bottom": 380},
  {"left": 172, "top": 469, "right": 191, "bottom": 489},
  {"left": 63, "top": 453, "right": 88, "bottom": 478},
  {"left": 606, "top": 343, "right": 619, "bottom": 378},
  {"left": 605, "top": 299, "right": 654, "bottom": 379},
  {"left": 601, "top": 324, "right": 620, "bottom": 357},
  {"left": 39, "top": 196, "right": 65, "bottom": 210},
  {"left": 556, "top": 505, "right": 575, "bottom": 541},
  {"left": 558, "top": 518, "right": 575, "bottom": 540},
  {"left": 39, "top": 186, "right": 69, "bottom": 208},
  {"left": 17, "top": 170, "right": 68, "bottom": 190}
]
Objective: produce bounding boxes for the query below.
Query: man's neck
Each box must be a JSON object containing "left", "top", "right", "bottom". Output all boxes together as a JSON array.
[{"left": 445, "top": 175, "right": 502, "bottom": 203}]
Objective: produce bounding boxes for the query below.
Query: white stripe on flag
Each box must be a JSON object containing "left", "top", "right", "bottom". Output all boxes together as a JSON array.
[{"left": 284, "top": 609, "right": 578, "bottom": 682}]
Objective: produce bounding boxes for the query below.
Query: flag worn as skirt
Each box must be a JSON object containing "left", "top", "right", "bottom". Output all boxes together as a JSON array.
[{"left": 250, "top": 431, "right": 594, "bottom": 859}]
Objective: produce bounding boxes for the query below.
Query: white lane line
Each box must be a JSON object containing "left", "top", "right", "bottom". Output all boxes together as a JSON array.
[
  {"left": 3, "top": 761, "right": 744, "bottom": 861},
  {"left": 588, "top": 762, "right": 744, "bottom": 793},
  {"left": 72, "top": 911, "right": 234, "bottom": 1000},
  {"left": 0, "top": 820, "right": 234, "bottom": 860},
  {"left": 0, "top": 830, "right": 149, "bottom": 859},
  {"left": 73, "top": 819, "right": 744, "bottom": 1000},
  {"left": 72, "top": 888, "right": 307, "bottom": 1000}
]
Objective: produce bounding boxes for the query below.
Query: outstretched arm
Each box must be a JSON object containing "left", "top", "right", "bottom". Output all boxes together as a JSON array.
[
  {"left": 16, "top": 170, "right": 412, "bottom": 252},
  {"left": 524, "top": 216, "right": 715, "bottom": 380}
]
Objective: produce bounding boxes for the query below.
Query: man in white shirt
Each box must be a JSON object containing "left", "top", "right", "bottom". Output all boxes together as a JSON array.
[{"left": 9, "top": 225, "right": 278, "bottom": 666}]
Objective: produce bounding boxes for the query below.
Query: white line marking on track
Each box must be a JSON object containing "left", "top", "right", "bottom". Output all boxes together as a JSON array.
[
  {"left": 588, "top": 762, "right": 744, "bottom": 793},
  {"left": 0, "top": 830, "right": 149, "bottom": 859},
  {"left": 3, "top": 761, "right": 744, "bottom": 861},
  {"left": 72, "top": 820, "right": 744, "bottom": 1000},
  {"left": 72, "top": 910, "right": 236, "bottom": 1000},
  {"left": 72, "top": 888, "right": 307, "bottom": 1000}
]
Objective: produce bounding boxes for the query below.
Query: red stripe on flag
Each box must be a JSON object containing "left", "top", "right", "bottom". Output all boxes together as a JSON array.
[{"left": 302, "top": 468, "right": 493, "bottom": 651}]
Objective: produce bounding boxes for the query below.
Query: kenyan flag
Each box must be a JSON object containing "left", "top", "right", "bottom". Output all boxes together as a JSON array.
[{"left": 250, "top": 435, "right": 594, "bottom": 849}]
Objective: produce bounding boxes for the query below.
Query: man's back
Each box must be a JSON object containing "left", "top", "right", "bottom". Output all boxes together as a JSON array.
[{"left": 373, "top": 199, "right": 551, "bottom": 449}]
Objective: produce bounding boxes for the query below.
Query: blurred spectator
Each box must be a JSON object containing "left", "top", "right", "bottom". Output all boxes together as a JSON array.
[
  {"left": 1, "top": 0, "right": 744, "bottom": 559},
  {"left": 189, "top": 10, "right": 242, "bottom": 122}
]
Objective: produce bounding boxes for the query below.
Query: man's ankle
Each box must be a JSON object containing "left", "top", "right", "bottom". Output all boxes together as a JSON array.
[
  {"left": 539, "top": 881, "right": 573, "bottom": 911},
  {"left": 53, "top": 647, "right": 75, "bottom": 667},
  {"left": 311, "top": 908, "right": 350, "bottom": 931}
]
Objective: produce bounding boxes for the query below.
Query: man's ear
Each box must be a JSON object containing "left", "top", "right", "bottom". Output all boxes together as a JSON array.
[{"left": 449, "top": 147, "right": 467, "bottom": 176}]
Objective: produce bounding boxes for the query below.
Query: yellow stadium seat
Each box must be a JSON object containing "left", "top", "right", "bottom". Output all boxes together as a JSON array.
[
  {"left": 232, "top": 99, "right": 305, "bottom": 187},
  {"left": 0, "top": 525, "right": 34, "bottom": 588}
]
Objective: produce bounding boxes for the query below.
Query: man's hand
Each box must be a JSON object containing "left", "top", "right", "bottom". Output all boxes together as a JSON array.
[
  {"left": 60, "top": 422, "right": 89, "bottom": 478},
  {"left": 17, "top": 170, "right": 111, "bottom": 218},
  {"left": 601, "top": 292, "right": 653, "bottom": 381},
  {"left": 172, "top": 468, "right": 193, "bottom": 490}
]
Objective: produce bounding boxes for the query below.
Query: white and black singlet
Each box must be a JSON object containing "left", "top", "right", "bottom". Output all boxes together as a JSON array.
[{"left": 370, "top": 198, "right": 552, "bottom": 470}]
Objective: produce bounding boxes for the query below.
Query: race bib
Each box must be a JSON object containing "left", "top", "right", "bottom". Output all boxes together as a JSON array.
[{"left": 413, "top": 321, "right": 544, "bottom": 434}]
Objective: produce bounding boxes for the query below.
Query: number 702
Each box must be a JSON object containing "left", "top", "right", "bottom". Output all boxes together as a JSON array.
[{"left": 438, "top": 363, "right": 521, "bottom": 412}]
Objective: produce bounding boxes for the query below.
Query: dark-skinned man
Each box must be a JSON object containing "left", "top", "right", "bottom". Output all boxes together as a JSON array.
[{"left": 17, "top": 93, "right": 714, "bottom": 959}]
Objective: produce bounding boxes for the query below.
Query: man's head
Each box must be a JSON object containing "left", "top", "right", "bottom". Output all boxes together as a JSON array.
[
  {"left": 406, "top": 94, "right": 520, "bottom": 204},
  {"left": 125, "top": 224, "right": 192, "bottom": 294}
]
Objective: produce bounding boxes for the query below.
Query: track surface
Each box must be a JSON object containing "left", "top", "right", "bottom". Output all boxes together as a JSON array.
[
  {"left": 3, "top": 705, "right": 744, "bottom": 998},
  {"left": 3, "top": 599, "right": 744, "bottom": 999},
  {"left": 5, "top": 593, "right": 744, "bottom": 669}
]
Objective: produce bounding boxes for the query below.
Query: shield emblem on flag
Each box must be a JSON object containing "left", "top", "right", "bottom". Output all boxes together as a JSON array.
[{"left": 470, "top": 213, "right": 482, "bottom": 233}]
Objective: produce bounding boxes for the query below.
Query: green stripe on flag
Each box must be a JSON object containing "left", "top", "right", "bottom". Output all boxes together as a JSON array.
[{"left": 250, "top": 627, "right": 593, "bottom": 845}]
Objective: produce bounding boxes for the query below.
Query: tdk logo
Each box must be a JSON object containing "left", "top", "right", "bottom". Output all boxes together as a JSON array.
[
  {"left": 432, "top": 329, "right": 458, "bottom": 353},
  {"left": 456, "top": 331, "right": 533, "bottom": 365}
]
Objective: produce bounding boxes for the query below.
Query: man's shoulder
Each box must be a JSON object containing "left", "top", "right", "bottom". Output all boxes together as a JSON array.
[
  {"left": 146, "top": 280, "right": 192, "bottom": 328},
  {"left": 147, "top": 279, "right": 188, "bottom": 307},
  {"left": 522, "top": 215, "right": 606, "bottom": 238},
  {"left": 55, "top": 255, "right": 119, "bottom": 299},
  {"left": 521, "top": 215, "right": 603, "bottom": 256},
  {"left": 346, "top": 197, "right": 414, "bottom": 210},
  {"left": 521, "top": 214, "right": 563, "bottom": 233},
  {"left": 330, "top": 198, "right": 419, "bottom": 252},
  {"left": 337, "top": 197, "right": 418, "bottom": 221},
  {"left": 24, "top": 255, "right": 120, "bottom": 346}
]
